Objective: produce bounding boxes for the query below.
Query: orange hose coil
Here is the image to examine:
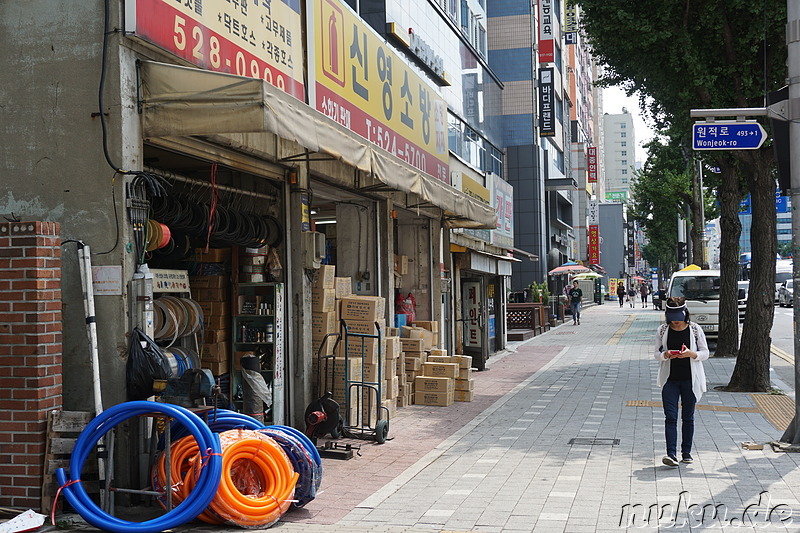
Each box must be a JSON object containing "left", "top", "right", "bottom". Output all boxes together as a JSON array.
[
  {"left": 210, "top": 429, "right": 298, "bottom": 528},
  {"left": 151, "top": 430, "right": 298, "bottom": 528}
]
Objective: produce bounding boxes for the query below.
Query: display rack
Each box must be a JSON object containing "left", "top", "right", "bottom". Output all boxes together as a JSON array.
[{"left": 232, "top": 282, "right": 284, "bottom": 424}]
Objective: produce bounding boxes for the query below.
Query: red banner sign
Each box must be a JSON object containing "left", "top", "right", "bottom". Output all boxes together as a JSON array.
[
  {"left": 588, "top": 224, "right": 600, "bottom": 264},
  {"left": 587, "top": 146, "right": 598, "bottom": 183}
]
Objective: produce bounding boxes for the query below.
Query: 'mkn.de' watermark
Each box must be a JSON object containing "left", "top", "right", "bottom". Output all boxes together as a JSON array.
[{"left": 620, "top": 491, "right": 793, "bottom": 528}]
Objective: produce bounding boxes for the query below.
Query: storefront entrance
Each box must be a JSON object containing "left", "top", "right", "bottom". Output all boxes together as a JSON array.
[{"left": 461, "top": 277, "right": 488, "bottom": 371}]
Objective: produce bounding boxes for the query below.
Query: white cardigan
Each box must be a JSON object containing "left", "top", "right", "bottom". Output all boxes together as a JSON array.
[{"left": 653, "top": 322, "right": 710, "bottom": 401}]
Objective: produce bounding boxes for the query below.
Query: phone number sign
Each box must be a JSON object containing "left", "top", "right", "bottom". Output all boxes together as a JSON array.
[
  {"left": 309, "top": 0, "right": 449, "bottom": 183},
  {"left": 129, "top": 0, "right": 304, "bottom": 101}
]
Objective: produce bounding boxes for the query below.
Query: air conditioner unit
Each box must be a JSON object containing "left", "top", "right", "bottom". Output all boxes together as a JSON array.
[{"left": 303, "top": 231, "right": 326, "bottom": 269}]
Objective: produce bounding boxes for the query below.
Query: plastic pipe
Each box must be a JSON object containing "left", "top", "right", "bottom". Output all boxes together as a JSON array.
[
  {"left": 56, "top": 402, "right": 222, "bottom": 533},
  {"left": 259, "top": 427, "right": 321, "bottom": 507}
]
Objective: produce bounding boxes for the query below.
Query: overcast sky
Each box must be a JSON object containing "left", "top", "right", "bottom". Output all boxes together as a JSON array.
[{"left": 602, "top": 86, "right": 655, "bottom": 164}]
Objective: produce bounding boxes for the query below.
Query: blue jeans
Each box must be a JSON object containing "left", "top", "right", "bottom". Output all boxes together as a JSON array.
[
  {"left": 570, "top": 301, "right": 581, "bottom": 322},
  {"left": 662, "top": 379, "right": 696, "bottom": 456}
]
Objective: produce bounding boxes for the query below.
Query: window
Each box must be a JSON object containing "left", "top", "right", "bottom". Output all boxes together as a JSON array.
[
  {"left": 621, "top": 169, "right": 628, "bottom": 175},
  {"left": 477, "top": 23, "right": 487, "bottom": 57},
  {"left": 460, "top": 0, "right": 469, "bottom": 32},
  {"left": 621, "top": 132, "right": 627, "bottom": 138},
  {"left": 621, "top": 178, "right": 628, "bottom": 184},
  {"left": 621, "top": 151, "right": 627, "bottom": 156},
  {"left": 621, "top": 160, "right": 627, "bottom": 165},
  {"left": 620, "top": 123, "right": 627, "bottom": 129},
  {"left": 621, "top": 141, "right": 627, "bottom": 147}
]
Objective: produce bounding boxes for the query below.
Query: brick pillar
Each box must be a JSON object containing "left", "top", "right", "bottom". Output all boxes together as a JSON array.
[{"left": 0, "top": 221, "right": 63, "bottom": 509}]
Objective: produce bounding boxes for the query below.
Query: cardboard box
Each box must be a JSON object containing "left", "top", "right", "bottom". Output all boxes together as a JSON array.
[
  {"left": 314, "top": 265, "right": 336, "bottom": 289},
  {"left": 742, "top": 441, "right": 764, "bottom": 450},
  {"left": 335, "top": 338, "right": 385, "bottom": 364},
  {"left": 404, "top": 357, "right": 421, "bottom": 371},
  {"left": 311, "top": 288, "right": 336, "bottom": 312},
  {"left": 394, "top": 254, "right": 409, "bottom": 275},
  {"left": 452, "top": 355, "right": 473, "bottom": 369},
  {"left": 204, "top": 328, "right": 230, "bottom": 344},
  {"left": 340, "top": 296, "right": 386, "bottom": 321},
  {"left": 415, "top": 376, "right": 453, "bottom": 393},
  {"left": 385, "top": 376, "right": 399, "bottom": 399},
  {"left": 412, "top": 321, "right": 439, "bottom": 332},
  {"left": 201, "top": 342, "right": 230, "bottom": 362},
  {"left": 362, "top": 363, "right": 380, "bottom": 383},
  {"left": 427, "top": 355, "right": 452, "bottom": 364},
  {"left": 192, "top": 248, "right": 231, "bottom": 263},
  {"left": 190, "top": 275, "right": 228, "bottom": 289},
  {"left": 386, "top": 327, "right": 400, "bottom": 337},
  {"left": 205, "top": 315, "right": 227, "bottom": 330},
  {"left": 204, "top": 359, "right": 230, "bottom": 375},
  {"left": 194, "top": 288, "right": 228, "bottom": 302},
  {"left": 335, "top": 277, "right": 352, "bottom": 299},
  {"left": 455, "top": 378, "right": 474, "bottom": 391},
  {"left": 401, "top": 338, "right": 424, "bottom": 352},
  {"left": 422, "top": 362, "right": 459, "bottom": 379},
  {"left": 342, "top": 319, "right": 386, "bottom": 336},
  {"left": 414, "top": 390, "right": 453, "bottom": 407},
  {"left": 429, "top": 348, "right": 447, "bottom": 357},
  {"left": 311, "top": 334, "right": 338, "bottom": 355},
  {"left": 198, "top": 301, "right": 229, "bottom": 317},
  {"left": 458, "top": 367, "right": 472, "bottom": 380},
  {"left": 312, "top": 312, "right": 338, "bottom": 337},
  {"left": 454, "top": 390, "right": 474, "bottom": 402},
  {"left": 385, "top": 336, "right": 402, "bottom": 360}
]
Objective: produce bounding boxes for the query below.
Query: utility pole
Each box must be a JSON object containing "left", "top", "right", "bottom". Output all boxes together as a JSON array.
[{"left": 780, "top": 1, "right": 800, "bottom": 445}]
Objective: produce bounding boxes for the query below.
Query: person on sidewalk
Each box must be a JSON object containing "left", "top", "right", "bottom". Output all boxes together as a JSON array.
[
  {"left": 617, "top": 282, "right": 626, "bottom": 308},
  {"left": 653, "top": 297, "right": 709, "bottom": 467},
  {"left": 640, "top": 283, "right": 649, "bottom": 308},
  {"left": 627, "top": 287, "right": 636, "bottom": 308},
  {"left": 568, "top": 280, "right": 583, "bottom": 325}
]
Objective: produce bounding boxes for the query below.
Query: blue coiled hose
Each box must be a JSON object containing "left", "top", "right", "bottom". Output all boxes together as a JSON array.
[
  {"left": 159, "top": 409, "right": 265, "bottom": 448},
  {"left": 55, "top": 402, "right": 222, "bottom": 533},
  {"left": 265, "top": 424, "right": 322, "bottom": 467},
  {"left": 258, "top": 427, "right": 321, "bottom": 507}
]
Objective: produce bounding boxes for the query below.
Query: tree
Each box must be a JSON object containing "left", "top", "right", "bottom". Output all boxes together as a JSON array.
[{"left": 575, "top": 0, "right": 786, "bottom": 390}]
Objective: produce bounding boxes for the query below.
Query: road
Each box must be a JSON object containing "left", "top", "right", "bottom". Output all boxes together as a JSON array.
[{"left": 771, "top": 305, "right": 797, "bottom": 394}]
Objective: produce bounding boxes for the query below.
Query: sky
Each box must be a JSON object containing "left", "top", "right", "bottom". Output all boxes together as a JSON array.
[{"left": 602, "top": 86, "right": 656, "bottom": 165}]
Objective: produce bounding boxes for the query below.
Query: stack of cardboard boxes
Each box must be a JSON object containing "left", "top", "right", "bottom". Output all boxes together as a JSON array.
[{"left": 191, "top": 273, "right": 231, "bottom": 375}]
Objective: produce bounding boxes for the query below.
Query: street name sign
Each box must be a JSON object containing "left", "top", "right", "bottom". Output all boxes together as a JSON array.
[{"left": 692, "top": 121, "right": 767, "bottom": 150}]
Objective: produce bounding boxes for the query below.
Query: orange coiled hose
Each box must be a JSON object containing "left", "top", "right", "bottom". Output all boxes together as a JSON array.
[
  {"left": 208, "top": 429, "right": 299, "bottom": 528},
  {"left": 151, "top": 436, "right": 223, "bottom": 524}
]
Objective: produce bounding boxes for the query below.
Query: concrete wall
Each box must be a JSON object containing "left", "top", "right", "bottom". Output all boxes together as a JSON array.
[{"left": 0, "top": 2, "right": 130, "bottom": 412}]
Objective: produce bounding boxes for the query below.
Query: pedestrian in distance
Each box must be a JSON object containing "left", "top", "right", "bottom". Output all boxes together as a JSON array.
[
  {"left": 653, "top": 297, "right": 709, "bottom": 467},
  {"left": 627, "top": 287, "right": 636, "bottom": 308},
  {"left": 568, "top": 280, "right": 583, "bottom": 325},
  {"left": 640, "top": 283, "right": 649, "bottom": 308},
  {"left": 617, "top": 282, "right": 626, "bottom": 308}
]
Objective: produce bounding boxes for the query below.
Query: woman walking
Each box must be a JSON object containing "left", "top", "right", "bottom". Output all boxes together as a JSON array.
[
  {"left": 653, "top": 297, "right": 709, "bottom": 467},
  {"left": 616, "top": 282, "right": 626, "bottom": 308}
]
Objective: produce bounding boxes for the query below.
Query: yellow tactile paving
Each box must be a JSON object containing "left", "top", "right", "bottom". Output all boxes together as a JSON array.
[
  {"left": 751, "top": 393, "right": 796, "bottom": 431},
  {"left": 607, "top": 315, "right": 637, "bottom": 345}
]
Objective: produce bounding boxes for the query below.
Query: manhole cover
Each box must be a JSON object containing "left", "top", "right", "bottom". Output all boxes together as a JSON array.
[{"left": 568, "top": 438, "right": 619, "bottom": 445}]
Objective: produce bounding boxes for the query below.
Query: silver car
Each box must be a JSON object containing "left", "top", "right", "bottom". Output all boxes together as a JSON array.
[{"left": 779, "top": 279, "right": 794, "bottom": 307}]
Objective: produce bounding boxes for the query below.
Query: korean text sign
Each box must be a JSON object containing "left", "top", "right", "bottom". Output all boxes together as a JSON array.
[
  {"left": 463, "top": 281, "right": 482, "bottom": 348},
  {"left": 538, "top": 0, "right": 555, "bottom": 62},
  {"left": 588, "top": 225, "right": 600, "bottom": 264},
  {"left": 131, "top": 0, "right": 304, "bottom": 100},
  {"left": 309, "top": 0, "right": 449, "bottom": 183},
  {"left": 538, "top": 68, "right": 555, "bottom": 137},
  {"left": 587, "top": 146, "right": 597, "bottom": 183}
]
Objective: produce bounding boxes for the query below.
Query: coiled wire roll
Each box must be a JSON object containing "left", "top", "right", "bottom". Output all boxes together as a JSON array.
[{"left": 56, "top": 402, "right": 222, "bottom": 533}]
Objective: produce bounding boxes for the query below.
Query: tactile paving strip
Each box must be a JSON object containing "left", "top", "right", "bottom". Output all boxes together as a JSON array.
[
  {"left": 750, "top": 393, "right": 795, "bottom": 431},
  {"left": 626, "top": 400, "right": 760, "bottom": 413}
]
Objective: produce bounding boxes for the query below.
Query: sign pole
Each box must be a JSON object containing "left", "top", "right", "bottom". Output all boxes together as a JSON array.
[{"left": 781, "top": 0, "right": 800, "bottom": 445}]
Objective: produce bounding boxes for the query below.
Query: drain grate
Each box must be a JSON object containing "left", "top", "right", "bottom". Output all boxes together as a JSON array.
[{"left": 568, "top": 438, "right": 619, "bottom": 445}]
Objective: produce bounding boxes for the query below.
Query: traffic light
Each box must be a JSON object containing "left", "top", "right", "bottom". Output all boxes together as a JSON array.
[{"left": 677, "top": 242, "right": 687, "bottom": 263}]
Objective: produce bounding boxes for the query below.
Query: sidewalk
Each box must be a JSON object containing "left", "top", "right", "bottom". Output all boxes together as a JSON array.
[{"left": 62, "top": 302, "right": 800, "bottom": 532}]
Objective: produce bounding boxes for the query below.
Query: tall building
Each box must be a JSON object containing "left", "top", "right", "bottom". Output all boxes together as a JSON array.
[{"left": 602, "top": 110, "right": 635, "bottom": 203}]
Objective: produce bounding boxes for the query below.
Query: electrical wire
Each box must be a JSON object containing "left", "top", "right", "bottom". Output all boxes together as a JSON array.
[{"left": 55, "top": 401, "right": 222, "bottom": 533}]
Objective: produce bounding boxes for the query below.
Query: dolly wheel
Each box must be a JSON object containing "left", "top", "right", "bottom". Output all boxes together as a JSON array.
[
  {"left": 375, "top": 419, "right": 389, "bottom": 444},
  {"left": 330, "top": 416, "right": 344, "bottom": 439}
]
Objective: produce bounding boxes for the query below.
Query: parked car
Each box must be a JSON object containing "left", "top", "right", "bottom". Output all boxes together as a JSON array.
[
  {"left": 738, "top": 280, "right": 749, "bottom": 322},
  {"left": 667, "top": 270, "right": 721, "bottom": 339},
  {"left": 779, "top": 279, "right": 794, "bottom": 307}
]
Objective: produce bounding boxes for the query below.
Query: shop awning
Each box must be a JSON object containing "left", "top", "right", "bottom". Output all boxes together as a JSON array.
[{"left": 138, "top": 61, "right": 496, "bottom": 229}]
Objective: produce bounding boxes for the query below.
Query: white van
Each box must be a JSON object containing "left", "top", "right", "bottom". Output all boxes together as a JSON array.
[
  {"left": 775, "top": 259, "right": 793, "bottom": 303},
  {"left": 667, "top": 270, "right": 721, "bottom": 338}
]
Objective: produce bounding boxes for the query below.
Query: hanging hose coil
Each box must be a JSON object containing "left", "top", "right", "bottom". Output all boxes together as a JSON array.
[
  {"left": 56, "top": 402, "right": 222, "bottom": 533},
  {"left": 159, "top": 409, "right": 265, "bottom": 448}
]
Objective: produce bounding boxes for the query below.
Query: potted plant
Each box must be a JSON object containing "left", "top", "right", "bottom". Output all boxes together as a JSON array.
[{"left": 528, "top": 283, "right": 541, "bottom": 303}]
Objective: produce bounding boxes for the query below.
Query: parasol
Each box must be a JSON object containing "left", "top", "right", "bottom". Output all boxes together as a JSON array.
[
  {"left": 549, "top": 262, "right": 591, "bottom": 276},
  {"left": 571, "top": 272, "right": 602, "bottom": 280}
]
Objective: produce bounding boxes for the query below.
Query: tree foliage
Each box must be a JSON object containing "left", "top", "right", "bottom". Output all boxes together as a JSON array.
[{"left": 575, "top": 0, "right": 787, "bottom": 390}]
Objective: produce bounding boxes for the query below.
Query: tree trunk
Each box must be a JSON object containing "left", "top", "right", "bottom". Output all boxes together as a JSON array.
[
  {"left": 714, "top": 162, "right": 742, "bottom": 358},
  {"left": 726, "top": 154, "right": 775, "bottom": 392}
]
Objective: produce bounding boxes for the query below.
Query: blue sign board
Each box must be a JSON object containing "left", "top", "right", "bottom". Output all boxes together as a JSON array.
[
  {"left": 739, "top": 193, "right": 789, "bottom": 215},
  {"left": 692, "top": 121, "right": 767, "bottom": 150}
]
